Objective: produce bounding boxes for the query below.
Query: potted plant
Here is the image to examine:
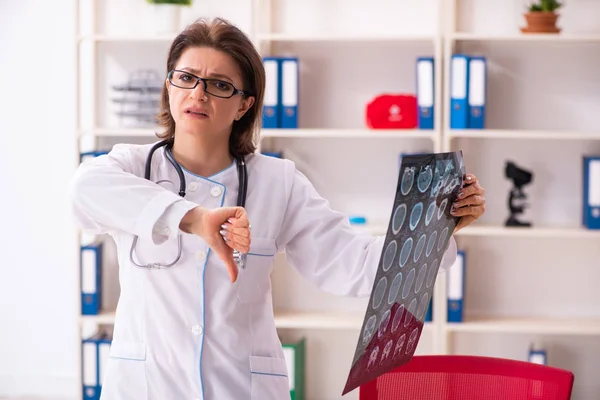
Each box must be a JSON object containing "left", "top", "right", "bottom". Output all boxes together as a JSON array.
[
  {"left": 520, "top": 0, "right": 562, "bottom": 33},
  {"left": 146, "top": 0, "right": 193, "bottom": 34}
]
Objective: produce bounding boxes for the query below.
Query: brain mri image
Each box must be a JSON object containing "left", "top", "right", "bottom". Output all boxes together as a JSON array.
[{"left": 343, "top": 151, "right": 465, "bottom": 395}]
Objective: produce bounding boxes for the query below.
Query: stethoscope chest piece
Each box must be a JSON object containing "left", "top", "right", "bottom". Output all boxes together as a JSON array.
[{"left": 233, "top": 250, "right": 247, "bottom": 270}]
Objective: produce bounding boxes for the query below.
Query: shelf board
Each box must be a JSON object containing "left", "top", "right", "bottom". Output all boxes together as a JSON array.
[
  {"left": 447, "top": 316, "right": 600, "bottom": 335},
  {"left": 84, "top": 128, "right": 159, "bottom": 137},
  {"left": 448, "top": 129, "right": 600, "bottom": 140},
  {"left": 86, "top": 128, "right": 436, "bottom": 140},
  {"left": 359, "top": 224, "right": 600, "bottom": 239},
  {"left": 80, "top": 311, "right": 115, "bottom": 325},
  {"left": 275, "top": 310, "right": 433, "bottom": 331},
  {"left": 78, "top": 34, "right": 177, "bottom": 42},
  {"left": 262, "top": 128, "right": 436, "bottom": 139},
  {"left": 82, "top": 310, "right": 425, "bottom": 331},
  {"left": 275, "top": 310, "right": 364, "bottom": 329},
  {"left": 451, "top": 32, "right": 600, "bottom": 42},
  {"left": 256, "top": 33, "right": 435, "bottom": 43},
  {"left": 456, "top": 225, "right": 600, "bottom": 239}
]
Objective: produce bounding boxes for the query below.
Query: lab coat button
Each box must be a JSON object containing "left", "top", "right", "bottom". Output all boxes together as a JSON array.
[
  {"left": 163, "top": 227, "right": 171, "bottom": 235},
  {"left": 211, "top": 186, "right": 222, "bottom": 197},
  {"left": 189, "top": 182, "right": 198, "bottom": 192},
  {"left": 196, "top": 251, "right": 206, "bottom": 261},
  {"left": 192, "top": 324, "right": 203, "bottom": 335}
]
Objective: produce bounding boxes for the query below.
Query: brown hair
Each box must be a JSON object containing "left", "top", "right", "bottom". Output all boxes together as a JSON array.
[{"left": 156, "top": 17, "right": 265, "bottom": 157}]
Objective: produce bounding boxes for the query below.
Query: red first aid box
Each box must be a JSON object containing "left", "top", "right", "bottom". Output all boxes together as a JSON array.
[{"left": 365, "top": 94, "right": 418, "bottom": 129}]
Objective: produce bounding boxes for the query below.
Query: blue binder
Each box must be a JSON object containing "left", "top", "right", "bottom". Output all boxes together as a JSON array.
[
  {"left": 425, "top": 296, "right": 432, "bottom": 322},
  {"left": 416, "top": 57, "right": 434, "bottom": 130},
  {"left": 97, "top": 331, "right": 113, "bottom": 393},
  {"left": 81, "top": 243, "right": 102, "bottom": 315},
  {"left": 82, "top": 331, "right": 113, "bottom": 400},
  {"left": 450, "top": 54, "right": 470, "bottom": 129},
  {"left": 280, "top": 57, "right": 299, "bottom": 129},
  {"left": 82, "top": 332, "right": 102, "bottom": 400},
  {"left": 262, "top": 151, "right": 282, "bottom": 158},
  {"left": 528, "top": 347, "right": 547, "bottom": 365},
  {"left": 262, "top": 57, "right": 280, "bottom": 128},
  {"left": 583, "top": 156, "right": 600, "bottom": 229},
  {"left": 468, "top": 56, "right": 486, "bottom": 129},
  {"left": 447, "top": 250, "right": 465, "bottom": 322},
  {"left": 80, "top": 151, "right": 108, "bottom": 163}
]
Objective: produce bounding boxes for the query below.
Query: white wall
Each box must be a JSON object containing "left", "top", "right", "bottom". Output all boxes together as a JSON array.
[{"left": 0, "top": 1, "right": 79, "bottom": 398}]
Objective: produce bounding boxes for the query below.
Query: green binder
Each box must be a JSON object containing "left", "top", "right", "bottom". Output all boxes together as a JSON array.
[{"left": 282, "top": 338, "right": 305, "bottom": 400}]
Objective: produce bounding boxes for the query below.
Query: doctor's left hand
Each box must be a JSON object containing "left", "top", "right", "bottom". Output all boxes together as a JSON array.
[{"left": 180, "top": 206, "right": 251, "bottom": 282}]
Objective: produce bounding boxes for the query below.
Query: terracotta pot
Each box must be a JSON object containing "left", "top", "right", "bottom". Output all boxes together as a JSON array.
[{"left": 521, "top": 11, "right": 560, "bottom": 33}]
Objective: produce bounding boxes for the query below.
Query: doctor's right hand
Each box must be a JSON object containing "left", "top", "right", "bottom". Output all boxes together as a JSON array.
[{"left": 179, "top": 206, "right": 251, "bottom": 283}]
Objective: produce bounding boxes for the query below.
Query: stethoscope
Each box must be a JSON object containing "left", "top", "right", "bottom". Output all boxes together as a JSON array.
[{"left": 129, "top": 138, "right": 248, "bottom": 270}]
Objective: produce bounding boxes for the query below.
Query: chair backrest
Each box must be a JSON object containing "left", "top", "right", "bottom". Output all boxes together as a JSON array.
[{"left": 359, "top": 355, "right": 574, "bottom": 400}]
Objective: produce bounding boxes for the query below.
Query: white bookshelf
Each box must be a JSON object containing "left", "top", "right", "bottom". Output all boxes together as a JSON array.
[
  {"left": 75, "top": 0, "right": 600, "bottom": 398},
  {"left": 440, "top": 1, "right": 600, "bottom": 398}
]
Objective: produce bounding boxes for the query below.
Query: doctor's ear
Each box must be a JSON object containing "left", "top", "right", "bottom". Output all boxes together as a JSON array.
[{"left": 235, "top": 96, "right": 255, "bottom": 121}]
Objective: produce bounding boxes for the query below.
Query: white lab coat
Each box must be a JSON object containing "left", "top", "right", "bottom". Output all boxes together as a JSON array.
[{"left": 69, "top": 141, "right": 457, "bottom": 400}]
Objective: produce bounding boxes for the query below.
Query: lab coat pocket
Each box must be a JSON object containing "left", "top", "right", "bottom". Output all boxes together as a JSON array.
[
  {"left": 237, "top": 237, "right": 277, "bottom": 304},
  {"left": 102, "top": 341, "right": 148, "bottom": 399},
  {"left": 249, "top": 355, "right": 290, "bottom": 400}
]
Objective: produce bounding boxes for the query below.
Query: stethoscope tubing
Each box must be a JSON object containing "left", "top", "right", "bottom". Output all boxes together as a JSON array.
[{"left": 130, "top": 139, "right": 247, "bottom": 270}]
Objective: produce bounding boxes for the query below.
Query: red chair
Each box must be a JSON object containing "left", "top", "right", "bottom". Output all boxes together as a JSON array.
[{"left": 359, "top": 355, "right": 574, "bottom": 400}]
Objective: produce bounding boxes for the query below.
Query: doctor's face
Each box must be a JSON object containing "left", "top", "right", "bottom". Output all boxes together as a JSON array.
[{"left": 167, "top": 46, "right": 254, "bottom": 140}]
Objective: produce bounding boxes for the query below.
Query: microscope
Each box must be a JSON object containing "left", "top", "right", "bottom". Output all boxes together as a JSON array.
[{"left": 505, "top": 161, "right": 533, "bottom": 227}]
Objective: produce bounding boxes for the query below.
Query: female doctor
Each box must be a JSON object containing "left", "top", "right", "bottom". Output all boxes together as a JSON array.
[{"left": 69, "top": 17, "right": 486, "bottom": 400}]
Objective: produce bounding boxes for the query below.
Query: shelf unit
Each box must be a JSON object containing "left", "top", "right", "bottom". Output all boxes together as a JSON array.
[
  {"left": 438, "top": 1, "right": 600, "bottom": 399},
  {"left": 75, "top": 0, "right": 600, "bottom": 398}
]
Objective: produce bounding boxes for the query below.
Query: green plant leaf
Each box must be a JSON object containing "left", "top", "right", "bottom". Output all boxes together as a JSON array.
[
  {"left": 146, "top": 0, "right": 192, "bottom": 5},
  {"left": 528, "top": 0, "right": 562, "bottom": 12}
]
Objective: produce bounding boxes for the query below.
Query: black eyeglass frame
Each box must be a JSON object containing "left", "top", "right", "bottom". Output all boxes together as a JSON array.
[{"left": 167, "top": 69, "right": 250, "bottom": 99}]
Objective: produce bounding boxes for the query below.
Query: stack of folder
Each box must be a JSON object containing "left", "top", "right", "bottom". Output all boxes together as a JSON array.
[
  {"left": 528, "top": 343, "right": 548, "bottom": 365},
  {"left": 450, "top": 54, "right": 487, "bottom": 130},
  {"left": 79, "top": 151, "right": 107, "bottom": 317},
  {"left": 583, "top": 156, "right": 600, "bottom": 229},
  {"left": 262, "top": 57, "right": 299, "bottom": 129},
  {"left": 80, "top": 242, "right": 103, "bottom": 316},
  {"left": 82, "top": 330, "right": 113, "bottom": 400},
  {"left": 416, "top": 57, "right": 435, "bottom": 130},
  {"left": 282, "top": 338, "right": 305, "bottom": 400},
  {"left": 80, "top": 151, "right": 109, "bottom": 163},
  {"left": 447, "top": 250, "right": 466, "bottom": 323}
]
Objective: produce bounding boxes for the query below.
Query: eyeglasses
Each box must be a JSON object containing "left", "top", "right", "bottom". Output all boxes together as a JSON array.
[{"left": 167, "top": 70, "right": 248, "bottom": 98}]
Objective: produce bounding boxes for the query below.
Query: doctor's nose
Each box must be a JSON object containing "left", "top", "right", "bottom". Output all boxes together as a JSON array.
[{"left": 190, "top": 81, "right": 208, "bottom": 102}]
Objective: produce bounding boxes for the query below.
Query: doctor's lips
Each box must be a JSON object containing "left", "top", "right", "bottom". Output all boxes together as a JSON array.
[{"left": 184, "top": 107, "right": 209, "bottom": 119}]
